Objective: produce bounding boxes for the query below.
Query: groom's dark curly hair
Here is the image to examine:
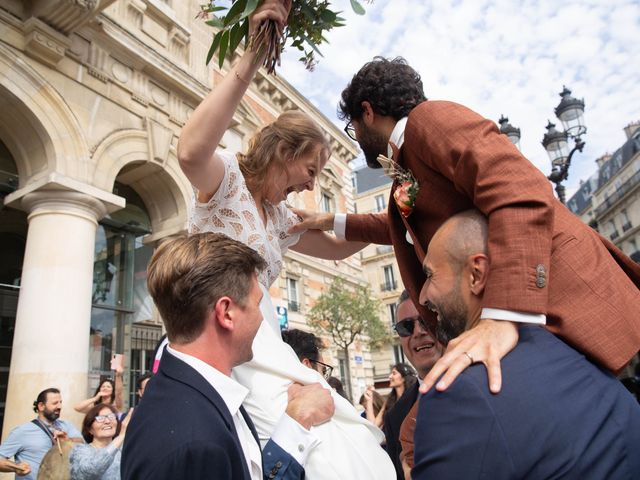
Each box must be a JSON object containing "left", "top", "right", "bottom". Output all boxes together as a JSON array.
[{"left": 338, "top": 57, "right": 427, "bottom": 122}]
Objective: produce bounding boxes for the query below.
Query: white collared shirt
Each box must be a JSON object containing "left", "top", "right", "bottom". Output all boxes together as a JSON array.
[
  {"left": 167, "top": 346, "right": 318, "bottom": 479},
  {"left": 335, "top": 117, "right": 545, "bottom": 326}
]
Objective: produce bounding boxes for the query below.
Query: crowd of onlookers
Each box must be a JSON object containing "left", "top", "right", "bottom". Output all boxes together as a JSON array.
[{"left": 0, "top": 373, "right": 151, "bottom": 479}]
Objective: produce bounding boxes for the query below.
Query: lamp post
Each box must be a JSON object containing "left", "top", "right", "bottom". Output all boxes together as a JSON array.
[
  {"left": 499, "top": 115, "right": 521, "bottom": 150},
  {"left": 541, "top": 86, "right": 586, "bottom": 204}
]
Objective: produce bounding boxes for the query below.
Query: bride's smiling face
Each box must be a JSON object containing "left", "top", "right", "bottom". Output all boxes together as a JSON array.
[{"left": 264, "top": 145, "right": 329, "bottom": 204}]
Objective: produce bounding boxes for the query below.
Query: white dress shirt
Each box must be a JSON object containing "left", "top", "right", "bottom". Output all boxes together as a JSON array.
[
  {"left": 167, "top": 346, "right": 318, "bottom": 479},
  {"left": 335, "top": 118, "right": 545, "bottom": 325}
]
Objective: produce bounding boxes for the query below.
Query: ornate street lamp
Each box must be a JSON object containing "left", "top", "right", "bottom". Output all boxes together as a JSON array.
[
  {"left": 542, "top": 86, "right": 586, "bottom": 204},
  {"left": 498, "top": 115, "right": 521, "bottom": 150}
]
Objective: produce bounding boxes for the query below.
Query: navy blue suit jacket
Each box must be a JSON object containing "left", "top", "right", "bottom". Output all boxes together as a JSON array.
[
  {"left": 121, "top": 350, "right": 304, "bottom": 480},
  {"left": 414, "top": 326, "right": 640, "bottom": 479}
]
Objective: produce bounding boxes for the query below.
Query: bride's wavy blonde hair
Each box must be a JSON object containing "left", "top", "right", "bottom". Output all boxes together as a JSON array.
[{"left": 237, "top": 110, "right": 330, "bottom": 195}]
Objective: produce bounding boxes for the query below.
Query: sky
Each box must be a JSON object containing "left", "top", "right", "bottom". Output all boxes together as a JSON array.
[{"left": 277, "top": 0, "right": 640, "bottom": 199}]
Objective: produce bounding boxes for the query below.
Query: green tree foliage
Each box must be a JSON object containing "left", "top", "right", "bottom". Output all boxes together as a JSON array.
[{"left": 308, "top": 277, "right": 390, "bottom": 399}]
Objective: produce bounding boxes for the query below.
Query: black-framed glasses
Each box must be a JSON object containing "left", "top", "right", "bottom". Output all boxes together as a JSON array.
[
  {"left": 344, "top": 121, "right": 357, "bottom": 141},
  {"left": 94, "top": 413, "right": 117, "bottom": 423},
  {"left": 393, "top": 316, "right": 424, "bottom": 338},
  {"left": 310, "top": 359, "right": 334, "bottom": 380}
]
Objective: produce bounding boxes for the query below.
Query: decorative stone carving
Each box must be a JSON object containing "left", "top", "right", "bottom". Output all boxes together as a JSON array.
[
  {"left": 22, "top": 17, "right": 71, "bottom": 67},
  {"left": 145, "top": 117, "right": 174, "bottom": 166},
  {"left": 87, "top": 42, "right": 109, "bottom": 82},
  {"left": 111, "top": 61, "right": 132, "bottom": 83},
  {"left": 150, "top": 82, "right": 169, "bottom": 107},
  {"left": 31, "top": 0, "right": 117, "bottom": 36}
]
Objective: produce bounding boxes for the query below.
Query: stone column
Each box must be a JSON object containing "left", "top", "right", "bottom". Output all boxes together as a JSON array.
[{"left": 2, "top": 190, "right": 110, "bottom": 437}]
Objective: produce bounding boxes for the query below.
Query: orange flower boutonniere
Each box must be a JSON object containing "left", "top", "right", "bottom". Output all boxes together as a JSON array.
[{"left": 377, "top": 154, "right": 420, "bottom": 218}]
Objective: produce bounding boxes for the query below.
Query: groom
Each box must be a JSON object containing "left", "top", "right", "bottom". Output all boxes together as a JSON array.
[{"left": 293, "top": 56, "right": 640, "bottom": 393}]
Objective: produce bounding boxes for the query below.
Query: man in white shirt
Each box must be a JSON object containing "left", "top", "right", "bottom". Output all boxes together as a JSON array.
[{"left": 121, "top": 233, "right": 334, "bottom": 480}]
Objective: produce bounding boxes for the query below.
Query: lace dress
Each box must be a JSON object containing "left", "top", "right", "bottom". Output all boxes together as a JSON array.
[{"left": 187, "top": 150, "right": 395, "bottom": 480}]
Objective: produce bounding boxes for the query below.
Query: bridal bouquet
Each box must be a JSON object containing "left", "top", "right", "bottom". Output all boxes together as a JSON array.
[{"left": 198, "top": 0, "right": 369, "bottom": 73}]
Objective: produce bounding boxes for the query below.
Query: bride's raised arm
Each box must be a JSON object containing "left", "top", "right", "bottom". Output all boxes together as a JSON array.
[{"left": 177, "top": 0, "right": 290, "bottom": 199}]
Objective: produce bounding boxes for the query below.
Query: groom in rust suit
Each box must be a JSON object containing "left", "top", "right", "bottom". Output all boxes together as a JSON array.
[{"left": 293, "top": 57, "right": 640, "bottom": 393}]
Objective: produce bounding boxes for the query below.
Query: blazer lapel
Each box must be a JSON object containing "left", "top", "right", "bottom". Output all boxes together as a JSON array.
[{"left": 239, "top": 405, "right": 260, "bottom": 447}]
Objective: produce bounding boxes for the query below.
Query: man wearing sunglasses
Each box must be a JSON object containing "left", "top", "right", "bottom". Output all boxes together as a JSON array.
[{"left": 386, "top": 291, "right": 443, "bottom": 480}]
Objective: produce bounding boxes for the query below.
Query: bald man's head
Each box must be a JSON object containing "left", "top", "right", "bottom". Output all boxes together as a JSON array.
[
  {"left": 420, "top": 210, "right": 489, "bottom": 343},
  {"left": 432, "top": 210, "right": 488, "bottom": 271}
]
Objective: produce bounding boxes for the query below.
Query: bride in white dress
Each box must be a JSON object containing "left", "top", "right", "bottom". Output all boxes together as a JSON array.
[{"left": 177, "top": 1, "right": 395, "bottom": 479}]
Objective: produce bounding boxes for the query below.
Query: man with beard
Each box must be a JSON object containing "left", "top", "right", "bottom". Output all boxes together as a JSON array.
[
  {"left": 385, "top": 291, "right": 442, "bottom": 480},
  {"left": 291, "top": 56, "right": 640, "bottom": 396},
  {"left": 0, "top": 388, "right": 82, "bottom": 479},
  {"left": 412, "top": 210, "right": 640, "bottom": 479}
]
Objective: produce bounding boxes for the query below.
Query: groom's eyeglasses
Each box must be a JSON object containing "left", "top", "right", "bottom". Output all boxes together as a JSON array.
[
  {"left": 310, "top": 359, "right": 334, "bottom": 380},
  {"left": 393, "top": 316, "right": 424, "bottom": 338},
  {"left": 344, "top": 121, "right": 357, "bottom": 141}
]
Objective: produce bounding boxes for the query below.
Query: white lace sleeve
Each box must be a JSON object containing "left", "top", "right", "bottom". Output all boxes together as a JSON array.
[{"left": 188, "top": 150, "right": 241, "bottom": 235}]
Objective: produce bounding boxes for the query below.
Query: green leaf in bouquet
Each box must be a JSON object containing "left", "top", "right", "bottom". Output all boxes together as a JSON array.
[
  {"left": 238, "top": 0, "right": 260, "bottom": 22},
  {"left": 206, "top": 31, "right": 223, "bottom": 65},
  {"left": 350, "top": 0, "right": 366, "bottom": 15},
  {"left": 228, "top": 21, "right": 246, "bottom": 58},
  {"left": 218, "top": 29, "right": 230, "bottom": 68},
  {"left": 205, "top": 17, "right": 224, "bottom": 28},
  {"left": 320, "top": 9, "right": 337, "bottom": 23},
  {"left": 224, "top": 0, "right": 247, "bottom": 26}
]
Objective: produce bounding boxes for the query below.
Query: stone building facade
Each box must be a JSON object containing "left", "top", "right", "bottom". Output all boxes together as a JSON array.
[{"left": 0, "top": 0, "right": 377, "bottom": 439}]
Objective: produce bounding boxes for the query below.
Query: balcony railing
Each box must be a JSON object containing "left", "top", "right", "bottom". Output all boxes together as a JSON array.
[
  {"left": 376, "top": 245, "right": 393, "bottom": 255},
  {"left": 380, "top": 280, "right": 397, "bottom": 292},
  {"left": 622, "top": 221, "right": 633, "bottom": 232},
  {"left": 288, "top": 301, "right": 300, "bottom": 312},
  {"left": 594, "top": 169, "right": 640, "bottom": 218}
]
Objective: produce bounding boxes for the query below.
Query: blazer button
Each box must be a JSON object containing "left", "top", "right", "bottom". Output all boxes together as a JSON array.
[
  {"left": 535, "top": 264, "right": 547, "bottom": 288},
  {"left": 275, "top": 461, "right": 282, "bottom": 468}
]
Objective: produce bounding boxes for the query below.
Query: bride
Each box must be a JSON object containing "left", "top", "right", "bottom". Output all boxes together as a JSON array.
[{"left": 176, "top": 1, "right": 394, "bottom": 478}]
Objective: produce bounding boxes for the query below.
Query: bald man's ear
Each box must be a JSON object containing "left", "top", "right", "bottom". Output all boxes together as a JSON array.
[{"left": 467, "top": 254, "right": 490, "bottom": 295}]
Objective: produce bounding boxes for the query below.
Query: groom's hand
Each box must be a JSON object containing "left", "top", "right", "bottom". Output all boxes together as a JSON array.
[
  {"left": 420, "top": 319, "right": 518, "bottom": 395},
  {"left": 288, "top": 208, "right": 335, "bottom": 234}
]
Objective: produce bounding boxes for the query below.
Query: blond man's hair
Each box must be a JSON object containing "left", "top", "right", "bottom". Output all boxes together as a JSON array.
[
  {"left": 237, "top": 110, "right": 330, "bottom": 195},
  {"left": 147, "top": 233, "right": 266, "bottom": 344}
]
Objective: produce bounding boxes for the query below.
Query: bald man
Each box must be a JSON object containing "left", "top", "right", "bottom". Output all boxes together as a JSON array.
[{"left": 413, "top": 210, "right": 640, "bottom": 479}]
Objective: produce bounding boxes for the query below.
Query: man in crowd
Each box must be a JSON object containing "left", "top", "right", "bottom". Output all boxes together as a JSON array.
[
  {"left": 0, "top": 388, "right": 82, "bottom": 479},
  {"left": 292, "top": 56, "right": 640, "bottom": 394},
  {"left": 413, "top": 210, "right": 640, "bottom": 479},
  {"left": 122, "top": 233, "right": 335, "bottom": 479},
  {"left": 282, "top": 329, "right": 333, "bottom": 380},
  {"left": 385, "top": 291, "right": 443, "bottom": 480},
  {"left": 135, "top": 373, "right": 152, "bottom": 403}
]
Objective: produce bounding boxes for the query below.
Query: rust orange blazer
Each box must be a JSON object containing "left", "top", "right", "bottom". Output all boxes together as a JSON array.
[{"left": 345, "top": 100, "right": 640, "bottom": 372}]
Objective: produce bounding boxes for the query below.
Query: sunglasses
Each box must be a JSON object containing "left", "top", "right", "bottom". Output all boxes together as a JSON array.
[
  {"left": 310, "top": 359, "right": 334, "bottom": 380},
  {"left": 393, "top": 316, "right": 425, "bottom": 337}
]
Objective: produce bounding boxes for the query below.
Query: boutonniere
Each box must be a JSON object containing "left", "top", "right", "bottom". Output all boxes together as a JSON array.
[{"left": 377, "top": 154, "right": 420, "bottom": 218}]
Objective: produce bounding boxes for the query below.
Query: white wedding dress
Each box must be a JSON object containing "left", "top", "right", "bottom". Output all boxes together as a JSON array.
[{"left": 189, "top": 151, "right": 395, "bottom": 479}]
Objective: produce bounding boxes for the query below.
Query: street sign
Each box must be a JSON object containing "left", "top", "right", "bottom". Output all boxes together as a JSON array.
[
  {"left": 276, "top": 306, "right": 288, "bottom": 331},
  {"left": 354, "top": 355, "right": 363, "bottom": 365}
]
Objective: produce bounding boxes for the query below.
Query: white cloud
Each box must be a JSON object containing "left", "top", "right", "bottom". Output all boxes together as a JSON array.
[{"left": 279, "top": 0, "right": 640, "bottom": 198}]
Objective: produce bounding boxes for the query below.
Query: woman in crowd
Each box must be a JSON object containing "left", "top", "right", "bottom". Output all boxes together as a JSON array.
[
  {"left": 74, "top": 371, "right": 123, "bottom": 419},
  {"left": 384, "top": 363, "right": 417, "bottom": 416},
  {"left": 175, "top": 1, "right": 394, "bottom": 478},
  {"left": 361, "top": 386, "right": 386, "bottom": 427},
  {"left": 69, "top": 404, "right": 132, "bottom": 480}
]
